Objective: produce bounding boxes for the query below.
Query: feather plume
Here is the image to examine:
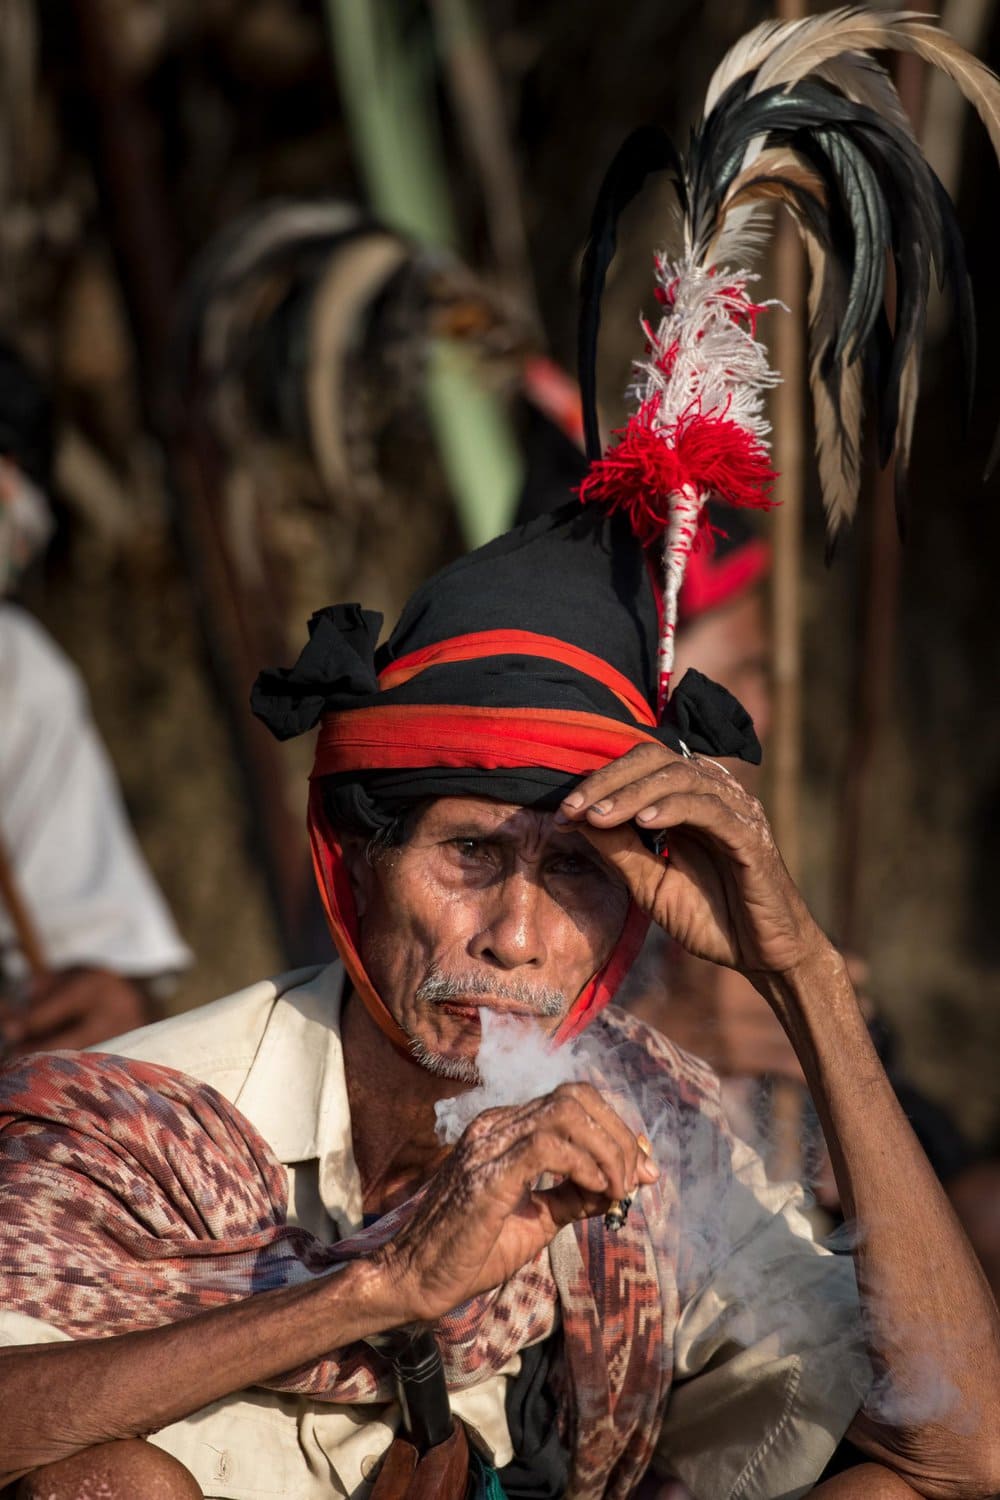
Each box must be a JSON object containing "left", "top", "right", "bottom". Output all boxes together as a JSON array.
[
  {"left": 578, "top": 7, "right": 1000, "bottom": 711},
  {"left": 174, "top": 199, "right": 532, "bottom": 507}
]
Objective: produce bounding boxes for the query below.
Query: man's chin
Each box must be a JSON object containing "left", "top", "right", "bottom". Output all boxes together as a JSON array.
[{"left": 406, "top": 1035, "right": 481, "bottom": 1086}]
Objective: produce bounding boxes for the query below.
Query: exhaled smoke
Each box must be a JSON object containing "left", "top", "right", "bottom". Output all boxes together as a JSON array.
[
  {"left": 433, "top": 996, "right": 978, "bottom": 1440},
  {"left": 434, "top": 1009, "right": 584, "bottom": 1144}
]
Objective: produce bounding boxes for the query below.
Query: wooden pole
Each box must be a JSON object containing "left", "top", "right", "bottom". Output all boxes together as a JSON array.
[
  {"left": 833, "top": 33, "right": 930, "bottom": 950},
  {"left": 768, "top": 0, "right": 808, "bottom": 883},
  {"left": 766, "top": 0, "right": 808, "bottom": 1182},
  {"left": 0, "top": 831, "right": 48, "bottom": 981},
  {"left": 69, "top": 0, "right": 306, "bottom": 959}
]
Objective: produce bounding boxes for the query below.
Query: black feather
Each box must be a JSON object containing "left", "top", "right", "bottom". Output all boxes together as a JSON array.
[{"left": 578, "top": 126, "right": 685, "bottom": 461}]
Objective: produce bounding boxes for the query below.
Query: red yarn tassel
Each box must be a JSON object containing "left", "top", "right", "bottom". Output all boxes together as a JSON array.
[{"left": 578, "top": 406, "right": 776, "bottom": 547}]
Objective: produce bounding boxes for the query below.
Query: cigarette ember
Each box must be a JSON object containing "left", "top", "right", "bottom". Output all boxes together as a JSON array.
[{"left": 605, "top": 1194, "right": 633, "bottom": 1232}]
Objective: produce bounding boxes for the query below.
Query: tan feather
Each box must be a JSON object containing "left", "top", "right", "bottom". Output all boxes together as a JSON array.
[
  {"left": 895, "top": 340, "right": 921, "bottom": 479},
  {"left": 704, "top": 9, "right": 923, "bottom": 113},
  {"left": 896, "top": 20, "right": 1000, "bottom": 159},
  {"left": 751, "top": 9, "right": 927, "bottom": 95},
  {"left": 747, "top": 9, "right": 1000, "bottom": 162},
  {"left": 706, "top": 149, "right": 828, "bottom": 263},
  {"left": 306, "top": 234, "right": 411, "bottom": 497},
  {"left": 721, "top": 147, "right": 829, "bottom": 209},
  {"left": 802, "top": 228, "right": 864, "bottom": 536},
  {"left": 703, "top": 17, "right": 796, "bottom": 114},
  {"left": 812, "top": 52, "right": 915, "bottom": 138}
]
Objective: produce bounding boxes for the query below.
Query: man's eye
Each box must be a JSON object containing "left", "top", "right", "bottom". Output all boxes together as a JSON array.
[{"left": 452, "top": 838, "right": 485, "bottom": 858}]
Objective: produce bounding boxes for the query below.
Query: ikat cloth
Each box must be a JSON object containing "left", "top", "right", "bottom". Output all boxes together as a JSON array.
[{"left": 0, "top": 965, "right": 870, "bottom": 1500}]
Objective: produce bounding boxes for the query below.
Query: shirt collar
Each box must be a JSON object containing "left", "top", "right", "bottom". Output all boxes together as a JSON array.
[{"left": 233, "top": 961, "right": 364, "bottom": 1237}]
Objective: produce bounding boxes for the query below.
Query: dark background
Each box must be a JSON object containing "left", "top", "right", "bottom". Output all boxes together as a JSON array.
[{"left": 6, "top": 0, "right": 1000, "bottom": 1139}]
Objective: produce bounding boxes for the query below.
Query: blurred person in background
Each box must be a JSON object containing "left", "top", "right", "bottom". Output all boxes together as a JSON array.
[{"left": 0, "top": 341, "right": 191, "bottom": 1054}]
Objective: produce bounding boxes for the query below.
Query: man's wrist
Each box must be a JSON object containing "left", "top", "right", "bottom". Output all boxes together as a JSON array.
[
  {"left": 747, "top": 940, "right": 856, "bottom": 1025},
  {"left": 324, "top": 1252, "right": 415, "bottom": 1343}
]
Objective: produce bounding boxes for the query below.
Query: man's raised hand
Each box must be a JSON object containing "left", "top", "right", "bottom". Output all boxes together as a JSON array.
[
  {"left": 370, "top": 1083, "right": 658, "bottom": 1325},
  {"left": 557, "top": 743, "right": 827, "bottom": 977}
]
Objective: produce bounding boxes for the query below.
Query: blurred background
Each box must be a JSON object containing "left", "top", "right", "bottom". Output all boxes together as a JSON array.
[{"left": 1, "top": 0, "right": 999, "bottom": 1162}]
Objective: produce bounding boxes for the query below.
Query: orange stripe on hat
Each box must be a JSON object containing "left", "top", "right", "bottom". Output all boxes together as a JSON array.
[
  {"left": 378, "top": 630, "right": 657, "bottom": 728},
  {"left": 312, "top": 703, "right": 660, "bottom": 779}
]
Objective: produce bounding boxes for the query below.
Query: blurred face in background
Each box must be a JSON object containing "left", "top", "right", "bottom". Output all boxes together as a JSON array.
[{"left": 672, "top": 586, "right": 772, "bottom": 750}]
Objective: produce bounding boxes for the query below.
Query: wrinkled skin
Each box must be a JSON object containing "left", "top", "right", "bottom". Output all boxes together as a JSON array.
[
  {"left": 343, "top": 743, "right": 827, "bottom": 1323},
  {"left": 7, "top": 746, "right": 1000, "bottom": 1498}
]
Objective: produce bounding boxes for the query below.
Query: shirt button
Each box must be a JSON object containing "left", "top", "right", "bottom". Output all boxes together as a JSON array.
[{"left": 361, "top": 1453, "right": 382, "bottom": 1480}]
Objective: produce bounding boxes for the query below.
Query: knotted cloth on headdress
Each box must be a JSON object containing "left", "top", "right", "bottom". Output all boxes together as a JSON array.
[{"left": 252, "top": 503, "right": 759, "bottom": 1051}]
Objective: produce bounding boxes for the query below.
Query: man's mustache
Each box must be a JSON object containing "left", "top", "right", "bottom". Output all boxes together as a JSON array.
[{"left": 414, "top": 968, "right": 567, "bottom": 1019}]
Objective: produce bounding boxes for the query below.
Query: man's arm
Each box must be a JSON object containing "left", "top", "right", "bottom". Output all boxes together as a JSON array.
[
  {"left": 0, "top": 1079, "right": 656, "bottom": 1487},
  {"left": 559, "top": 745, "right": 1000, "bottom": 1500},
  {"left": 756, "top": 951, "right": 1000, "bottom": 1499}
]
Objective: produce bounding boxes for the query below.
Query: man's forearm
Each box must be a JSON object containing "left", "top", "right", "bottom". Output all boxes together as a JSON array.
[
  {"left": 0, "top": 1257, "right": 397, "bottom": 1486},
  {"left": 753, "top": 947, "right": 1000, "bottom": 1498}
]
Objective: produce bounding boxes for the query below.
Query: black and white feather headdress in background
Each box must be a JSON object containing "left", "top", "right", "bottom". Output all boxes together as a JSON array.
[{"left": 577, "top": 7, "right": 1000, "bottom": 713}]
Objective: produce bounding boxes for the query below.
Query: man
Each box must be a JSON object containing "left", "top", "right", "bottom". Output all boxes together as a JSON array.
[
  {"left": 0, "top": 499, "right": 998, "bottom": 1500},
  {"left": 0, "top": 342, "right": 191, "bottom": 1054}
]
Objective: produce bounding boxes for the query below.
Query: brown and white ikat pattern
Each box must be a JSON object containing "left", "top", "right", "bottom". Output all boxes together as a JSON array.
[{"left": 0, "top": 1011, "right": 731, "bottom": 1500}]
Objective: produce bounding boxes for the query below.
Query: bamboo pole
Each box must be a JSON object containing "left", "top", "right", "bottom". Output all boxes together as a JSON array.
[
  {"left": 768, "top": 0, "right": 808, "bottom": 883},
  {"left": 322, "top": 0, "right": 523, "bottom": 549},
  {"left": 70, "top": 0, "right": 304, "bottom": 960},
  {"left": 766, "top": 0, "right": 809, "bottom": 1182},
  {"left": 0, "top": 831, "right": 48, "bottom": 981},
  {"left": 430, "top": 0, "right": 540, "bottom": 326},
  {"left": 833, "top": 32, "right": 930, "bottom": 950}
]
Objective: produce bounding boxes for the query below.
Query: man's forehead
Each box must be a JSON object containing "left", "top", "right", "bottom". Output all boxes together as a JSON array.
[{"left": 415, "top": 794, "right": 579, "bottom": 842}]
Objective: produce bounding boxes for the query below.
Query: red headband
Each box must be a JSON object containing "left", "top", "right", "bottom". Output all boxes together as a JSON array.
[{"left": 308, "top": 698, "right": 656, "bottom": 1053}]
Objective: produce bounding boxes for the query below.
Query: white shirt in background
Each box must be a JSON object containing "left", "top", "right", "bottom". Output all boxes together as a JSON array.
[{"left": 0, "top": 603, "right": 191, "bottom": 982}]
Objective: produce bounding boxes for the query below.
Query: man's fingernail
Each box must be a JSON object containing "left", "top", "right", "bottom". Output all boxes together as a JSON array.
[
  {"left": 637, "top": 1133, "right": 652, "bottom": 1155},
  {"left": 636, "top": 806, "right": 658, "bottom": 823},
  {"left": 561, "top": 792, "right": 584, "bottom": 809},
  {"left": 640, "top": 1156, "right": 660, "bottom": 1180},
  {"left": 591, "top": 800, "right": 613, "bottom": 815}
]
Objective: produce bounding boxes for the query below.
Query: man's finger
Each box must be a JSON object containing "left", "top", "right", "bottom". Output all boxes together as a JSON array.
[
  {"left": 499, "top": 1128, "right": 614, "bottom": 1200},
  {"left": 546, "top": 1082, "right": 658, "bottom": 1194},
  {"left": 531, "top": 1179, "right": 614, "bottom": 1232},
  {"left": 558, "top": 744, "right": 684, "bottom": 817},
  {"left": 580, "top": 793, "right": 756, "bottom": 865},
  {"left": 572, "top": 762, "right": 754, "bottom": 832}
]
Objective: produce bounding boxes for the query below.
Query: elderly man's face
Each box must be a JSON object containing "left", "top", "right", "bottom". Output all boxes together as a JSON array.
[{"left": 347, "top": 796, "right": 631, "bottom": 1081}]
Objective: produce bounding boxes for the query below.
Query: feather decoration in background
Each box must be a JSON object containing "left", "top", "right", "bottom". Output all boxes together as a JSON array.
[
  {"left": 173, "top": 200, "right": 533, "bottom": 512},
  {"left": 577, "top": 7, "right": 1000, "bottom": 712}
]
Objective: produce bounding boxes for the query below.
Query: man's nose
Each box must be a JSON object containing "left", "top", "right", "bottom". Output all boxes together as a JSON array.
[{"left": 469, "top": 871, "right": 549, "bottom": 970}]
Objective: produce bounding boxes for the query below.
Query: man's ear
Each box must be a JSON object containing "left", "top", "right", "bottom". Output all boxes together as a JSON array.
[{"left": 339, "top": 834, "right": 375, "bottom": 920}]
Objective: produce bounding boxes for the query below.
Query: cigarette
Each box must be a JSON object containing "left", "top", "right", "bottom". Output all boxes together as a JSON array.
[
  {"left": 604, "top": 1133, "right": 653, "bottom": 1231},
  {"left": 604, "top": 1194, "right": 632, "bottom": 1231}
]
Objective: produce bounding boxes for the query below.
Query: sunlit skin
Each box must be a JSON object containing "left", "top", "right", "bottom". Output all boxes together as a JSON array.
[
  {"left": 346, "top": 797, "right": 631, "bottom": 1071},
  {"left": 6, "top": 747, "right": 1000, "bottom": 1497},
  {"left": 340, "top": 796, "right": 633, "bottom": 1217}
]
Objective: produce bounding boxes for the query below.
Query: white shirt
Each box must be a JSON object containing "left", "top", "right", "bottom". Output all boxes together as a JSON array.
[
  {"left": 0, "top": 964, "right": 869, "bottom": 1498},
  {"left": 0, "top": 605, "right": 191, "bottom": 981}
]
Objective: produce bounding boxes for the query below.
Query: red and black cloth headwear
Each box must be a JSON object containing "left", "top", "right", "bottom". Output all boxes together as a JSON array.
[{"left": 252, "top": 500, "right": 759, "bottom": 1052}]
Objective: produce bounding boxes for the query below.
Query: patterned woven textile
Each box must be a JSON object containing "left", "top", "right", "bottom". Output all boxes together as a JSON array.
[{"left": 0, "top": 1011, "right": 727, "bottom": 1499}]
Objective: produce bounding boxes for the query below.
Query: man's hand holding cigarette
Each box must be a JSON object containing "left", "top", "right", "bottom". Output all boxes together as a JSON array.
[{"left": 373, "top": 1084, "right": 659, "bottom": 1324}]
